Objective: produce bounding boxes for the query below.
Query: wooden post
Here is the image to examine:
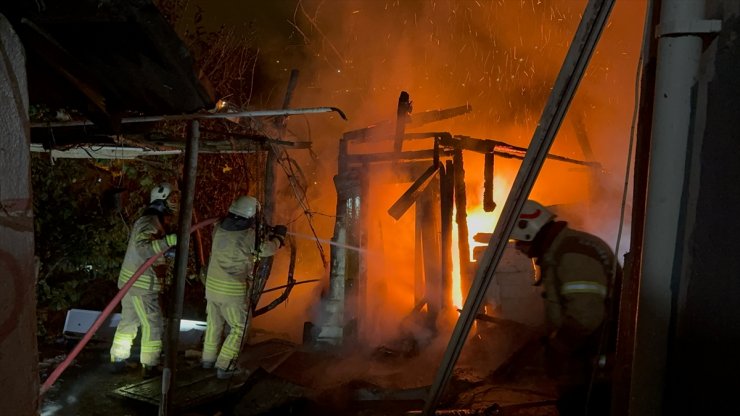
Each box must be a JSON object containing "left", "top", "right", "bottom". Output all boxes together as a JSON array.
[
  {"left": 393, "top": 91, "right": 412, "bottom": 153},
  {"left": 420, "top": 175, "right": 442, "bottom": 328},
  {"left": 440, "top": 161, "right": 455, "bottom": 309},
  {"left": 483, "top": 150, "right": 496, "bottom": 212},
  {"left": 453, "top": 149, "right": 471, "bottom": 299},
  {"left": 316, "top": 170, "right": 362, "bottom": 345},
  {"left": 415, "top": 203, "right": 424, "bottom": 305}
]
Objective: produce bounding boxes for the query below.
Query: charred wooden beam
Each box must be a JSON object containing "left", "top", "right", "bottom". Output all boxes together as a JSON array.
[
  {"left": 415, "top": 209, "right": 425, "bottom": 305},
  {"left": 388, "top": 165, "right": 440, "bottom": 220},
  {"left": 483, "top": 151, "right": 496, "bottom": 212},
  {"left": 346, "top": 149, "right": 454, "bottom": 165},
  {"left": 341, "top": 121, "right": 393, "bottom": 143},
  {"left": 453, "top": 150, "right": 472, "bottom": 297},
  {"left": 407, "top": 105, "right": 472, "bottom": 128},
  {"left": 420, "top": 174, "right": 442, "bottom": 326},
  {"left": 373, "top": 161, "right": 440, "bottom": 184},
  {"left": 440, "top": 161, "right": 455, "bottom": 310},
  {"left": 442, "top": 134, "right": 599, "bottom": 167},
  {"left": 340, "top": 103, "right": 467, "bottom": 144},
  {"left": 394, "top": 91, "right": 412, "bottom": 153}
]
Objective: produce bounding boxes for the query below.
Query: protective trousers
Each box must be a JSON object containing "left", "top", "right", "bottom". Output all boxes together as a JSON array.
[
  {"left": 202, "top": 298, "right": 249, "bottom": 371},
  {"left": 110, "top": 291, "right": 163, "bottom": 366}
]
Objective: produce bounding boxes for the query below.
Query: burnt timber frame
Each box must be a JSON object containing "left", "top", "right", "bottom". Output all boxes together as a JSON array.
[{"left": 321, "top": 100, "right": 597, "bottom": 346}]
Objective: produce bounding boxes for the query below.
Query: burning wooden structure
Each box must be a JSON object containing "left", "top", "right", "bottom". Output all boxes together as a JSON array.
[{"left": 316, "top": 92, "right": 599, "bottom": 347}]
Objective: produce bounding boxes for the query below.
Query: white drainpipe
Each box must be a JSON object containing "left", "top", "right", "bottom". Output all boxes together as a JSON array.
[{"left": 631, "top": 0, "right": 720, "bottom": 414}]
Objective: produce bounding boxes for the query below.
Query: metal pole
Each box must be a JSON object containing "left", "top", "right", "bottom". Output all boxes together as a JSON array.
[
  {"left": 630, "top": 0, "right": 717, "bottom": 414},
  {"left": 29, "top": 106, "right": 347, "bottom": 128},
  {"left": 159, "top": 120, "right": 199, "bottom": 415},
  {"left": 422, "top": 0, "right": 615, "bottom": 413}
]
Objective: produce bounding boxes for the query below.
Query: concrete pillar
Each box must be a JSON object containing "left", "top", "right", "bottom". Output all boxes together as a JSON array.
[{"left": 0, "top": 13, "right": 40, "bottom": 416}]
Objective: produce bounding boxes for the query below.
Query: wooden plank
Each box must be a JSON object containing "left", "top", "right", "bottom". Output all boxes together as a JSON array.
[
  {"left": 407, "top": 105, "right": 473, "bottom": 128},
  {"left": 387, "top": 165, "right": 439, "bottom": 220}
]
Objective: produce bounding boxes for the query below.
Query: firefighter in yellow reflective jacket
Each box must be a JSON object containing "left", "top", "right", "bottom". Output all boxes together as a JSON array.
[
  {"left": 511, "top": 200, "right": 619, "bottom": 416},
  {"left": 110, "top": 183, "right": 178, "bottom": 377},
  {"left": 202, "top": 195, "right": 285, "bottom": 379}
]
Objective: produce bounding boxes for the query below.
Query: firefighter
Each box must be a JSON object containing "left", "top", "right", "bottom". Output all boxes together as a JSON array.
[
  {"left": 510, "top": 200, "right": 619, "bottom": 415},
  {"left": 110, "top": 183, "right": 178, "bottom": 378},
  {"left": 201, "top": 195, "right": 286, "bottom": 379}
]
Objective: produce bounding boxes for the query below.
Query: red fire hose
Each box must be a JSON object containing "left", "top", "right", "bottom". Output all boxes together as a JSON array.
[{"left": 39, "top": 217, "right": 218, "bottom": 397}]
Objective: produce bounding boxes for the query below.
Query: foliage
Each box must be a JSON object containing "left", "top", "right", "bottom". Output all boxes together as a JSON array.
[{"left": 31, "top": 154, "right": 181, "bottom": 339}]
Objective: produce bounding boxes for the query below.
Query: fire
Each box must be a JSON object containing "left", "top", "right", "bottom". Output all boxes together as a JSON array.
[{"left": 450, "top": 174, "right": 511, "bottom": 308}]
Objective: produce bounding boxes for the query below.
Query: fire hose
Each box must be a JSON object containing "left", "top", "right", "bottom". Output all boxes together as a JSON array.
[{"left": 38, "top": 217, "right": 219, "bottom": 397}]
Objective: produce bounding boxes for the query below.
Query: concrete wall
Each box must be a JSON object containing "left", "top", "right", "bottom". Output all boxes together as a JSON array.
[{"left": 0, "top": 13, "right": 39, "bottom": 416}]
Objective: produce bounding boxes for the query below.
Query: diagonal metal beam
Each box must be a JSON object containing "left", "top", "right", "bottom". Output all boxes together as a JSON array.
[{"left": 422, "top": 0, "right": 616, "bottom": 413}]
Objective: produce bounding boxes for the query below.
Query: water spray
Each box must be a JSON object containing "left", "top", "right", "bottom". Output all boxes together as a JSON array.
[{"left": 287, "top": 231, "right": 366, "bottom": 253}]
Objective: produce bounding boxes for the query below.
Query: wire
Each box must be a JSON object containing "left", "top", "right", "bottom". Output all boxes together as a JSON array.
[{"left": 264, "top": 136, "right": 328, "bottom": 269}]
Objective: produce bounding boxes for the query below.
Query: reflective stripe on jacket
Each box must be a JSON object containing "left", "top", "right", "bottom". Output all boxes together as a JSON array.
[
  {"left": 205, "top": 223, "right": 279, "bottom": 302},
  {"left": 540, "top": 227, "right": 615, "bottom": 336},
  {"left": 117, "top": 214, "right": 173, "bottom": 292}
]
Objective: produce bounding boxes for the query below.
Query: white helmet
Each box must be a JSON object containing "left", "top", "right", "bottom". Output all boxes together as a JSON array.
[
  {"left": 229, "top": 195, "right": 260, "bottom": 219},
  {"left": 510, "top": 200, "right": 555, "bottom": 242},
  {"left": 150, "top": 183, "right": 172, "bottom": 203}
]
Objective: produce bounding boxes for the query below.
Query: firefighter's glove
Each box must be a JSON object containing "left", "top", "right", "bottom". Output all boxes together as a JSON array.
[
  {"left": 164, "top": 247, "right": 176, "bottom": 259},
  {"left": 270, "top": 225, "right": 288, "bottom": 248},
  {"left": 165, "top": 233, "right": 178, "bottom": 247}
]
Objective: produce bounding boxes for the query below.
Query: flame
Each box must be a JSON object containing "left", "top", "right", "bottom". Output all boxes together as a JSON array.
[{"left": 450, "top": 174, "right": 511, "bottom": 308}]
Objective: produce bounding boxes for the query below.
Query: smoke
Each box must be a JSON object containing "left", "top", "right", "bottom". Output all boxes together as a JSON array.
[{"left": 192, "top": 0, "right": 646, "bottom": 342}]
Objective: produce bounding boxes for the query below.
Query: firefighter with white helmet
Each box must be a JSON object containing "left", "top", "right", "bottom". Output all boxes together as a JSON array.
[
  {"left": 110, "top": 182, "right": 179, "bottom": 378},
  {"left": 511, "top": 200, "right": 619, "bottom": 415},
  {"left": 201, "top": 195, "right": 286, "bottom": 379}
]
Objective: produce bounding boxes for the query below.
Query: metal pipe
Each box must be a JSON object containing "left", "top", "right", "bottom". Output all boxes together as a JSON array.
[
  {"left": 422, "top": 0, "right": 615, "bottom": 413},
  {"left": 160, "top": 120, "right": 199, "bottom": 416},
  {"left": 29, "top": 106, "right": 347, "bottom": 128},
  {"left": 630, "top": 0, "right": 710, "bottom": 414}
]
